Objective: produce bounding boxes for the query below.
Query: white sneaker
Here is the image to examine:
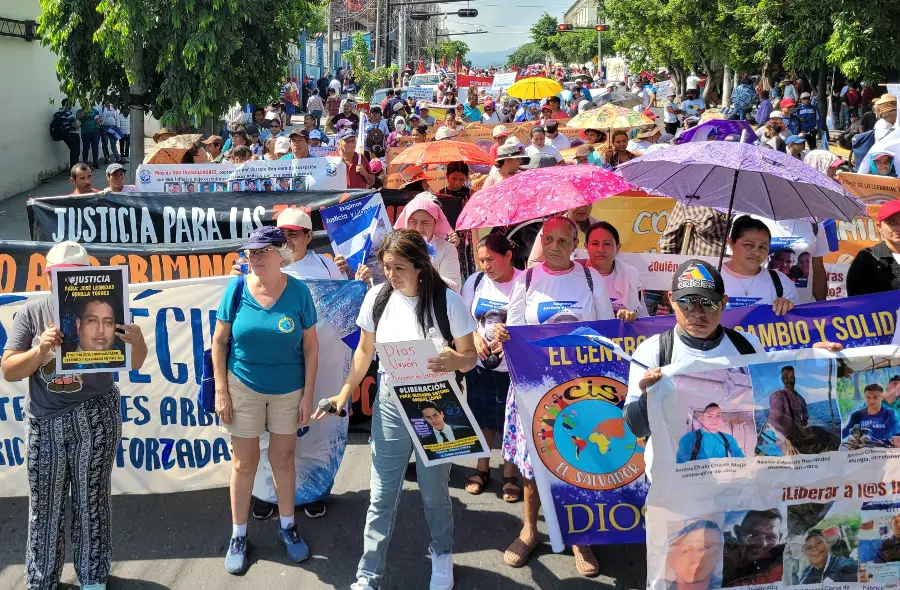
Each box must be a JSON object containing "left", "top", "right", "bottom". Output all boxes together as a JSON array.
[
  {"left": 430, "top": 553, "right": 454, "bottom": 590},
  {"left": 350, "top": 578, "right": 372, "bottom": 590}
]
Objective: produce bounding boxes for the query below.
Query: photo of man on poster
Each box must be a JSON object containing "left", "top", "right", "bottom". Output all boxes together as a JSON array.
[
  {"left": 665, "top": 520, "right": 724, "bottom": 590},
  {"left": 676, "top": 403, "right": 745, "bottom": 463},
  {"left": 419, "top": 401, "right": 476, "bottom": 448},
  {"left": 722, "top": 509, "right": 785, "bottom": 587},
  {"left": 841, "top": 384, "right": 900, "bottom": 449},
  {"left": 874, "top": 515, "right": 900, "bottom": 564},
  {"left": 767, "top": 366, "right": 840, "bottom": 454}
]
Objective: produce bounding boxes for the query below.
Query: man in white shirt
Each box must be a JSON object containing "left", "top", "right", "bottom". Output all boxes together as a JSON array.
[
  {"left": 544, "top": 120, "right": 571, "bottom": 151},
  {"left": 680, "top": 90, "right": 706, "bottom": 118},
  {"left": 686, "top": 72, "right": 700, "bottom": 91},
  {"left": 329, "top": 76, "right": 342, "bottom": 97},
  {"left": 524, "top": 126, "right": 563, "bottom": 164}
]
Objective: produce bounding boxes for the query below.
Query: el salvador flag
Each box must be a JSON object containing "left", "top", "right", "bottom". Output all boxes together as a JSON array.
[
  {"left": 439, "top": 66, "right": 448, "bottom": 77},
  {"left": 331, "top": 204, "right": 382, "bottom": 270}
]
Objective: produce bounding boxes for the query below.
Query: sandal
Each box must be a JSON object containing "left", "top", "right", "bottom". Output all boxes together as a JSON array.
[
  {"left": 573, "top": 545, "right": 600, "bottom": 578},
  {"left": 464, "top": 470, "right": 490, "bottom": 495},
  {"left": 504, "top": 536, "right": 539, "bottom": 568},
  {"left": 502, "top": 476, "right": 522, "bottom": 503}
]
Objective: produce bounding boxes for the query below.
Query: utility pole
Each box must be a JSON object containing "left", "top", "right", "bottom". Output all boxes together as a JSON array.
[
  {"left": 398, "top": 5, "right": 406, "bottom": 71},
  {"left": 375, "top": 0, "right": 382, "bottom": 67},
  {"left": 326, "top": 2, "right": 334, "bottom": 76},
  {"left": 127, "top": 44, "right": 144, "bottom": 183}
]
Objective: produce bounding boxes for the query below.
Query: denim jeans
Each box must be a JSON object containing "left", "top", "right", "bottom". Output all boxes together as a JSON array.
[
  {"left": 81, "top": 129, "right": 100, "bottom": 165},
  {"left": 100, "top": 126, "right": 120, "bottom": 162},
  {"left": 356, "top": 385, "right": 453, "bottom": 587}
]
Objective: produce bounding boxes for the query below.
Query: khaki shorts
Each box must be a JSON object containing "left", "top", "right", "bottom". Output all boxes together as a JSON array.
[{"left": 224, "top": 372, "right": 302, "bottom": 438}]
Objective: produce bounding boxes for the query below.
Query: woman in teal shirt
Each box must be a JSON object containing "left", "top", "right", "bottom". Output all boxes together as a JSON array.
[
  {"left": 78, "top": 106, "right": 102, "bottom": 168},
  {"left": 212, "top": 226, "right": 319, "bottom": 575}
]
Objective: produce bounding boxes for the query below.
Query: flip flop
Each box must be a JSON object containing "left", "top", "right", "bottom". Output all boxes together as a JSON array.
[
  {"left": 573, "top": 545, "right": 600, "bottom": 577},
  {"left": 504, "top": 537, "right": 539, "bottom": 568},
  {"left": 464, "top": 470, "right": 490, "bottom": 495},
  {"left": 502, "top": 476, "right": 522, "bottom": 503}
]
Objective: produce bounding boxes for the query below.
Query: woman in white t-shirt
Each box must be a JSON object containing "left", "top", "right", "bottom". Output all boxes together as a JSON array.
[
  {"left": 314, "top": 230, "right": 477, "bottom": 590},
  {"left": 584, "top": 221, "right": 648, "bottom": 320},
  {"left": 276, "top": 209, "right": 345, "bottom": 279},
  {"left": 461, "top": 234, "right": 523, "bottom": 500},
  {"left": 722, "top": 216, "right": 799, "bottom": 314},
  {"left": 497, "top": 215, "right": 614, "bottom": 577}
]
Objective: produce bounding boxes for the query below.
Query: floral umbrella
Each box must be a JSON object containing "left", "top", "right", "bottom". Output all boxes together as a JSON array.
[
  {"left": 144, "top": 134, "right": 203, "bottom": 164},
  {"left": 566, "top": 103, "right": 655, "bottom": 130},
  {"left": 505, "top": 77, "right": 563, "bottom": 101},
  {"left": 390, "top": 139, "right": 494, "bottom": 167},
  {"left": 456, "top": 164, "right": 634, "bottom": 230}
]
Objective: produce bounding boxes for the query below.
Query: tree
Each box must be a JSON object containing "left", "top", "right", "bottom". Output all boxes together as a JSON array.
[
  {"left": 530, "top": 13, "right": 559, "bottom": 55},
  {"left": 343, "top": 33, "right": 398, "bottom": 102},
  {"left": 506, "top": 42, "right": 546, "bottom": 69},
  {"left": 39, "top": 0, "right": 326, "bottom": 171}
]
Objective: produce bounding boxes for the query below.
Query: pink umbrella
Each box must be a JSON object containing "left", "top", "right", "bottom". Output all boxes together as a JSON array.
[{"left": 456, "top": 165, "right": 634, "bottom": 230}]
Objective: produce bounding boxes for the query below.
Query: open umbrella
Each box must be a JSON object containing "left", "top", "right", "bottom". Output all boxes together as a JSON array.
[
  {"left": 144, "top": 134, "right": 203, "bottom": 164},
  {"left": 698, "top": 111, "right": 727, "bottom": 124},
  {"left": 592, "top": 91, "right": 642, "bottom": 108},
  {"left": 615, "top": 141, "right": 866, "bottom": 267},
  {"left": 566, "top": 103, "right": 655, "bottom": 130},
  {"left": 675, "top": 119, "right": 756, "bottom": 144},
  {"left": 390, "top": 139, "right": 494, "bottom": 167},
  {"left": 456, "top": 164, "right": 633, "bottom": 230},
  {"left": 505, "top": 77, "right": 563, "bottom": 101}
]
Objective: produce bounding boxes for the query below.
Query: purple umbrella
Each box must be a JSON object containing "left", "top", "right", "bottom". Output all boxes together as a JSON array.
[
  {"left": 615, "top": 141, "right": 866, "bottom": 267},
  {"left": 675, "top": 119, "right": 756, "bottom": 144}
]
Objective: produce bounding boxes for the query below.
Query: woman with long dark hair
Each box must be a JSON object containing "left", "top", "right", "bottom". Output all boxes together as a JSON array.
[{"left": 315, "top": 229, "right": 477, "bottom": 590}]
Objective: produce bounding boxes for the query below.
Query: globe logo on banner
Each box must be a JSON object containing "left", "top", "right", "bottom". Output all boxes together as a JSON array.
[
  {"left": 139, "top": 169, "right": 151, "bottom": 184},
  {"left": 532, "top": 376, "right": 645, "bottom": 491},
  {"left": 325, "top": 162, "right": 338, "bottom": 176}
]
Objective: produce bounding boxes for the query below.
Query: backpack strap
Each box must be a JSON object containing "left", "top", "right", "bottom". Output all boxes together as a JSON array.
[
  {"left": 432, "top": 287, "right": 454, "bottom": 345},
  {"left": 582, "top": 264, "right": 594, "bottom": 292},
  {"left": 723, "top": 327, "right": 757, "bottom": 355},
  {"left": 230, "top": 276, "right": 245, "bottom": 319},
  {"left": 720, "top": 433, "right": 732, "bottom": 457},
  {"left": 768, "top": 269, "right": 784, "bottom": 299},
  {"left": 473, "top": 272, "right": 484, "bottom": 291},
  {"left": 658, "top": 328, "right": 675, "bottom": 368},
  {"left": 690, "top": 429, "right": 703, "bottom": 461},
  {"left": 525, "top": 267, "right": 535, "bottom": 292}
]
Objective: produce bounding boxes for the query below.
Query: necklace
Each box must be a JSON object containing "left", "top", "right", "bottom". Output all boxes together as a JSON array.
[{"left": 735, "top": 268, "right": 762, "bottom": 295}]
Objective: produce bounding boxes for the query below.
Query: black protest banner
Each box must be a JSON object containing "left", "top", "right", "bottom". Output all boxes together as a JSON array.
[{"left": 27, "top": 190, "right": 464, "bottom": 245}]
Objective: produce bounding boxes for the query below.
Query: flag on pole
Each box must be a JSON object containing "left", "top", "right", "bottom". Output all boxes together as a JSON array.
[
  {"left": 321, "top": 194, "right": 391, "bottom": 271},
  {"left": 357, "top": 111, "right": 368, "bottom": 156}
]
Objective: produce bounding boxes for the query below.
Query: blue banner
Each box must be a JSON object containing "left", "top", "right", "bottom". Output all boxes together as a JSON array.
[{"left": 504, "top": 292, "right": 900, "bottom": 549}]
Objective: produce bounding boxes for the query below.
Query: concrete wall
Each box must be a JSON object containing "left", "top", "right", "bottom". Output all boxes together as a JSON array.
[{"left": 0, "top": 0, "right": 69, "bottom": 201}]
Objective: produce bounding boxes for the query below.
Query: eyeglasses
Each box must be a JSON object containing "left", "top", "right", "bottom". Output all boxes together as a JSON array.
[
  {"left": 674, "top": 296, "right": 721, "bottom": 313},
  {"left": 247, "top": 247, "right": 274, "bottom": 257}
]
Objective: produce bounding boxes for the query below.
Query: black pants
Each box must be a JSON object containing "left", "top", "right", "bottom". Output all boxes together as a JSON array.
[
  {"left": 665, "top": 122, "right": 679, "bottom": 135},
  {"left": 119, "top": 135, "right": 130, "bottom": 158},
  {"left": 805, "top": 130, "right": 818, "bottom": 151},
  {"left": 63, "top": 134, "right": 80, "bottom": 168},
  {"left": 81, "top": 130, "right": 100, "bottom": 166}
]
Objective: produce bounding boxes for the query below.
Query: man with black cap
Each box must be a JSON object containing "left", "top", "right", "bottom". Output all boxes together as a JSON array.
[
  {"left": 281, "top": 129, "right": 311, "bottom": 160},
  {"left": 544, "top": 120, "right": 571, "bottom": 151}
]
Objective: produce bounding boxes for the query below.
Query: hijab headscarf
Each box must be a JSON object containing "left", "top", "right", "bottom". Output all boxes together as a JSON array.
[
  {"left": 393, "top": 192, "right": 455, "bottom": 239},
  {"left": 868, "top": 152, "right": 897, "bottom": 177},
  {"left": 803, "top": 150, "right": 840, "bottom": 174}
]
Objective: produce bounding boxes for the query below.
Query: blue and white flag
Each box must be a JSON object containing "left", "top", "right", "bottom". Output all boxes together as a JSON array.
[
  {"left": 439, "top": 66, "right": 448, "bottom": 77},
  {"left": 321, "top": 192, "right": 392, "bottom": 271}
]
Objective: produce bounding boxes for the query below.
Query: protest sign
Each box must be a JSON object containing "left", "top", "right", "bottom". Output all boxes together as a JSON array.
[
  {"left": 135, "top": 158, "right": 347, "bottom": 193},
  {"left": 503, "top": 292, "right": 900, "bottom": 550},
  {"left": 644, "top": 343, "right": 900, "bottom": 590},
  {"left": 406, "top": 86, "right": 434, "bottom": 102},
  {"left": 457, "top": 74, "right": 493, "bottom": 88},
  {"left": 374, "top": 339, "right": 490, "bottom": 466},
  {"left": 27, "top": 190, "right": 465, "bottom": 246},
  {"left": 321, "top": 192, "right": 392, "bottom": 271},
  {"left": 51, "top": 265, "right": 131, "bottom": 374},
  {"left": 0, "top": 276, "right": 365, "bottom": 498},
  {"left": 492, "top": 72, "right": 518, "bottom": 92}
]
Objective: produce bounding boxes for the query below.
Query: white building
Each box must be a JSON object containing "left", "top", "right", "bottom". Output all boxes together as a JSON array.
[
  {"left": 0, "top": 0, "right": 70, "bottom": 201},
  {"left": 563, "top": 0, "right": 597, "bottom": 28}
]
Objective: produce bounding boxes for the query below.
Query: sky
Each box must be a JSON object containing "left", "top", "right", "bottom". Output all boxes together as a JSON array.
[{"left": 440, "top": 0, "right": 568, "bottom": 56}]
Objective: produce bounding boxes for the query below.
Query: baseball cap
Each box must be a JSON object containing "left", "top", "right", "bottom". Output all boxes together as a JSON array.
[
  {"left": 277, "top": 208, "right": 313, "bottom": 231},
  {"left": 245, "top": 125, "right": 260, "bottom": 136},
  {"left": 574, "top": 144, "right": 593, "bottom": 158},
  {"left": 769, "top": 110, "right": 784, "bottom": 119},
  {"left": 641, "top": 109, "right": 658, "bottom": 120},
  {"left": 492, "top": 125, "right": 509, "bottom": 138},
  {"left": 309, "top": 129, "right": 324, "bottom": 140},
  {"left": 394, "top": 116, "right": 406, "bottom": 127},
  {"left": 334, "top": 128, "right": 356, "bottom": 143},
  {"left": 106, "top": 163, "right": 126, "bottom": 175},
  {"left": 800, "top": 92, "right": 811, "bottom": 99},
  {"left": 289, "top": 128, "right": 310, "bottom": 139},
  {"left": 240, "top": 226, "right": 286, "bottom": 250},
  {"left": 520, "top": 153, "right": 558, "bottom": 170},
  {"left": 274, "top": 136, "right": 291, "bottom": 153},
  {"left": 890, "top": 375, "right": 900, "bottom": 383},
  {"left": 780, "top": 98, "right": 796, "bottom": 108},
  {"left": 877, "top": 200, "right": 900, "bottom": 223},
  {"left": 494, "top": 139, "right": 527, "bottom": 162},
  {"left": 671, "top": 259, "right": 725, "bottom": 302},
  {"left": 785, "top": 135, "right": 806, "bottom": 145},
  {"left": 44, "top": 241, "right": 90, "bottom": 273},
  {"left": 202, "top": 135, "right": 223, "bottom": 145}
]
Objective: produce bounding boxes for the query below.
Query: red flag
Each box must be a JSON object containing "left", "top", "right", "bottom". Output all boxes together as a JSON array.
[{"left": 442, "top": 57, "right": 446, "bottom": 68}]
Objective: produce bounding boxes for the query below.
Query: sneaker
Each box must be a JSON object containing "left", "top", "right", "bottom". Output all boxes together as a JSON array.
[
  {"left": 224, "top": 535, "right": 250, "bottom": 575},
  {"left": 302, "top": 501, "right": 327, "bottom": 519},
  {"left": 277, "top": 524, "right": 311, "bottom": 563},
  {"left": 430, "top": 552, "right": 454, "bottom": 590},
  {"left": 252, "top": 498, "right": 276, "bottom": 520},
  {"left": 350, "top": 578, "right": 372, "bottom": 590}
]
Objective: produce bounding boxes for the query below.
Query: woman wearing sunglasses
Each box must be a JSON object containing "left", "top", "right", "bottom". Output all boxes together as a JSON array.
[
  {"left": 213, "top": 226, "right": 319, "bottom": 575},
  {"left": 721, "top": 216, "right": 799, "bottom": 315}
]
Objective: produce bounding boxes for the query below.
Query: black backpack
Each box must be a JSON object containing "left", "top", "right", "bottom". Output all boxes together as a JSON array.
[
  {"left": 657, "top": 326, "right": 757, "bottom": 367},
  {"left": 690, "top": 429, "right": 732, "bottom": 461},
  {"left": 50, "top": 112, "right": 67, "bottom": 141}
]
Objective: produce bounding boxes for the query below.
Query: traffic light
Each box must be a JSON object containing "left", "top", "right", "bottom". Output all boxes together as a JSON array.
[
  {"left": 557, "top": 23, "right": 574, "bottom": 32},
  {"left": 595, "top": 24, "right": 610, "bottom": 31},
  {"left": 457, "top": 8, "right": 478, "bottom": 17}
]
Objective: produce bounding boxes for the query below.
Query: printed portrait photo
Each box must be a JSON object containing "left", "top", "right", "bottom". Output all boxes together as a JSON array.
[
  {"left": 165, "top": 182, "right": 182, "bottom": 193},
  {"left": 722, "top": 508, "right": 786, "bottom": 587},
  {"left": 836, "top": 357, "right": 900, "bottom": 451},
  {"left": 664, "top": 516, "right": 725, "bottom": 590},
  {"left": 230, "top": 181, "right": 242, "bottom": 192},
  {"left": 858, "top": 501, "right": 900, "bottom": 583},
  {"left": 751, "top": 359, "right": 841, "bottom": 456},
  {"left": 783, "top": 501, "right": 861, "bottom": 585}
]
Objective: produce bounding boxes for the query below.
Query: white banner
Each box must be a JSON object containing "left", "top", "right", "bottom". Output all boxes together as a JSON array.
[
  {"left": 135, "top": 158, "right": 347, "bottom": 193},
  {"left": 492, "top": 72, "right": 518, "bottom": 93},
  {"left": 406, "top": 86, "right": 435, "bottom": 102},
  {"left": 645, "top": 344, "right": 900, "bottom": 590},
  {"left": 0, "top": 276, "right": 365, "bottom": 498}
]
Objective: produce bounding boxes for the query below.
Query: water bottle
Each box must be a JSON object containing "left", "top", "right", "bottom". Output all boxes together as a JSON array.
[{"left": 238, "top": 251, "right": 249, "bottom": 275}]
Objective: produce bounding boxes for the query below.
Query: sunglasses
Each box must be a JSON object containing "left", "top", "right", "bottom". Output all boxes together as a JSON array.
[
  {"left": 674, "top": 296, "right": 721, "bottom": 313},
  {"left": 247, "top": 247, "right": 274, "bottom": 257}
]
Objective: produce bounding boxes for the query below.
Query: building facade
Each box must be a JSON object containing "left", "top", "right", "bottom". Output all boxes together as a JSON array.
[{"left": 563, "top": 0, "right": 597, "bottom": 28}]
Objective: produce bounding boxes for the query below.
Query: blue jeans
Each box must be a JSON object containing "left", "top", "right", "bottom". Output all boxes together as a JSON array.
[
  {"left": 81, "top": 129, "right": 100, "bottom": 165},
  {"left": 357, "top": 385, "right": 453, "bottom": 587}
]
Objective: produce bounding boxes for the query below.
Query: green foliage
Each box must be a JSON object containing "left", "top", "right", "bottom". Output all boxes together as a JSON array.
[
  {"left": 506, "top": 42, "right": 546, "bottom": 69},
  {"left": 530, "top": 13, "right": 559, "bottom": 54},
  {"left": 342, "top": 33, "right": 397, "bottom": 102},
  {"left": 38, "top": 0, "right": 327, "bottom": 127}
]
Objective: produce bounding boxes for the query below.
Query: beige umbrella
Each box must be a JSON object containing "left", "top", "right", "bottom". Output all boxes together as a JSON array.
[{"left": 143, "top": 134, "right": 203, "bottom": 164}]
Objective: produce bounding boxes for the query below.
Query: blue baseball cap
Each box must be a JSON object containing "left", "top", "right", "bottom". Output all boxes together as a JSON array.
[
  {"left": 785, "top": 135, "right": 806, "bottom": 145},
  {"left": 240, "top": 226, "right": 286, "bottom": 250}
]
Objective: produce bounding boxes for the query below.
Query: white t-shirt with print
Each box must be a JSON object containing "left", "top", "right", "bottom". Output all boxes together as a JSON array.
[
  {"left": 357, "top": 284, "right": 477, "bottom": 380},
  {"left": 461, "top": 269, "right": 522, "bottom": 371},
  {"left": 663, "top": 101, "right": 679, "bottom": 124},
  {"left": 681, "top": 99, "right": 706, "bottom": 117},
  {"left": 721, "top": 264, "right": 800, "bottom": 308},
  {"left": 753, "top": 216, "right": 830, "bottom": 303},
  {"left": 525, "top": 143, "right": 564, "bottom": 163},
  {"left": 625, "top": 329, "right": 765, "bottom": 470},
  {"left": 283, "top": 251, "right": 345, "bottom": 280},
  {"left": 507, "top": 263, "right": 615, "bottom": 326},
  {"left": 548, "top": 133, "right": 571, "bottom": 151}
]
